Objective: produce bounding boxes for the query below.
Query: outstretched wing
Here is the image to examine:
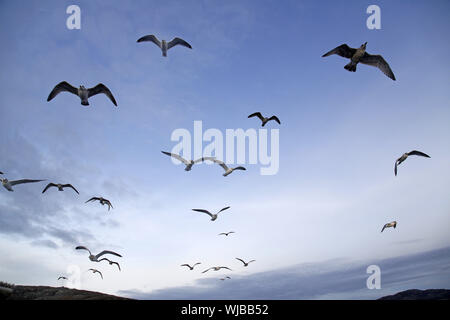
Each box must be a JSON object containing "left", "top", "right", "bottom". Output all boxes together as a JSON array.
[
  {"left": 322, "top": 44, "right": 356, "bottom": 58},
  {"left": 192, "top": 209, "right": 213, "bottom": 218},
  {"left": 85, "top": 197, "right": 101, "bottom": 203},
  {"left": 47, "top": 81, "right": 78, "bottom": 101},
  {"left": 235, "top": 258, "right": 246, "bottom": 265},
  {"left": 42, "top": 183, "right": 57, "bottom": 194},
  {"left": 381, "top": 224, "right": 387, "bottom": 233},
  {"left": 248, "top": 260, "right": 256, "bottom": 264},
  {"left": 87, "top": 83, "right": 117, "bottom": 106},
  {"left": 137, "top": 34, "right": 162, "bottom": 48},
  {"left": 161, "top": 151, "right": 190, "bottom": 165},
  {"left": 181, "top": 264, "right": 191, "bottom": 268},
  {"left": 202, "top": 267, "right": 213, "bottom": 273},
  {"left": 168, "top": 37, "right": 192, "bottom": 49},
  {"left": 95, "top": 250, "right": 122, "bottom": 259},
  {"left": 359, "top": 53, "right": 396, "bottom": 80},
  {"left": 62, "top": 184, "right": 79, "bottom": 194},
  {"left": 394, "top": 161, "right": 398, "bottom": 176},
  {"left": 193, "top": 156, "right": 216, "bottom": 164},
  {"left": 10, "top": 179, "right": 45, "bottom": 186},
  {"left": 220, "top": 267, "right": 232, "bottom": 271},
  {"left": 407, "top": 150, "right": 430, "bottom": 158},
  {"left": 111, "top": 261, "right": 121, "bottom": 271},
  {"left": 217, "top": 206, "right": 231, "bottom": 214},
  {"left": 212, "top": 159, "right": 229, "bottom": 172},
  {"left": 75, "top": 246, "right": 92, "bottom": 255},
  {"left": 268, "top": 116, "right": 281, "bottom": 124},
  {"left": 233, "top": 167, "right": 246, "bottom": 171},
  {"left": 248, "top": 112, "right": 265, "bottom": 122}
]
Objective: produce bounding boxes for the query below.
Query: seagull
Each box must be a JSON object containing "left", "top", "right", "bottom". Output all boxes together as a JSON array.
[
  {"left": 220, "top": 276, "right": 231, "bottom": 281},
  {"left": 57, "top": 276, "right": 68, "bottom": 281},
  {"left": 75, "top": 246, "right": 122, "bottom": 262},
  {"left": 235, "top": 258, "right": 255, "bottom": 267},
  {"left": 1, "top": 177, "right": 45, "bottom": 192},
  {"left": 219, "top": 231, "right": 235, "bottom": 236},
  {"left": 42, "top": 183, "right": 79, "bottom": 194},
  {"left": 161, "top": 151, "right": 215, "bottom": 171},
  {"left": 99, "top": 258, "right": 121, "bottom": 271},
  {"left": 394, "top": 150, "right": 430, "bottom": 176},
  {"left": 248, "top": 112, "right": 280, "bottom": 127},
  {"left": 85, "top": 197, "right": 113, "bottom": 210},
  {"left": 88, "top": 269, "right": 103, "bottom": 279},
  {"left": 192, "top": 207, "right": 230, "bottom": 221},
  {"left": 137, "top": 35, "right": 192, "bottom": 57},
  {"left": 47, "top": 81, "right": 117, "bottom": 106},
  {"left": 202, "top": 266, "right": 232, "bottom": 274},
  {"left": 322, "top": 42, "right": 396, "bottom": 80},
  {"left": 181, "top": 263, "right": 201, "bottom": 270},
  {"left": 381, "top": 221, "right": 397, "bottom": 233},
  {"left": 212, "top": 159, "right": 246, "bottom": 177}
]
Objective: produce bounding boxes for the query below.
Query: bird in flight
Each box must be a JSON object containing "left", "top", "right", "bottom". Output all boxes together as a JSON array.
[
  {"left": 248, "top": 112, "right": 280, "bottom": 127},
  {"left": 86, "top": 197, "right": 113, "bottom": 210},
  {"left": 219, "top": 231, "right": 235, "bottom": 237},
  {"left": 88, "top": 269, "right": 103, "bottom": 279},
  {"left": 1, "top": 177, "right": 45, "bottom": 192},
  {"left": 235, "top": 258, "right": 255, "bottom": 267},
  {"left": 181, "top": 263, "right": 201, "bottom": 270},
  {"left": 202, "top": 266, "right": 232, "bottom": 273},
  {"left": 322, "top": 42, "right": 396, "bottom": 80},
  {"left": 394, "top": 150, "right": 430, "bottom": 176},
  {"left": 75, "top": 246, "right": 122, "bottom": 262},
  {"left": 57, "top": 276, "right": 68, "bottom": 281},
  {"left": 137, "top": 35, "right": 192, "bottom": 57},
  {"left": 161, "top": 151, "right": 215, "bottom": 171},
  {"left": 99, "top": 258, "right": 121, "bottom": 271},
  {"left": 381, "top": 221, "right": 397, "bottom": 233},
  {"left": 42, "top": 183, "right": 79, "bottom": 194},
  {"left": 220, "top": 276, "right": 231, "bottom": 281},
  {"left": 47, "top": 81, "right": 117, "bottom": 106},
  {"left": 212, "top": 159, "right": 246, "bottom": 177},
  {"left": 192, "top": 206, "right": 231, "bottom": 221}
]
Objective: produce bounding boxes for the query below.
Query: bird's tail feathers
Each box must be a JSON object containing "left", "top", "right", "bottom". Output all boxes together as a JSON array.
[{"left": 344, "top": 62, "right": 357, "bottom": 72}]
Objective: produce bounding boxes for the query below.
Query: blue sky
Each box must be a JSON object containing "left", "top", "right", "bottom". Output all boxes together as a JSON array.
[{"left": 0, "top": 0, "right": 449, "bottom": 298}]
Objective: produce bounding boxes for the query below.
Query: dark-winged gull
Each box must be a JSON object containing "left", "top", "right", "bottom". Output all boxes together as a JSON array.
[
  {"left": 88, "top": 269, "right": 103, "bottom": 279},
  {"left": 220, "top": 276, "right": 231, "bottom": 281},
  {"left": 381, "top": 221, "right": 397, "bottom": 233},
  {"left": 47, "top": 81, "right": 117, "bottom": 106},
  {"left": 75, "top": 246, "right": 122, "bottom": 262},
  {"left": 181, "top": 263, "right": 201, "bottom": 270},
  {"left": 1, "top": 177, "right": 45, "bottom": 192},
  {"left": 212, "top": 159, "right": 246, "bottom": 177},
  {"left": 161, "top": 151, "right": 215, "bottom": 171},
  {"left": 192, "top": 206, "right": 230, "bottom": 221},
  {"left": 57, "top": 276, "right": 68, "bottom": 281},
  {"left": 202, "top": 266, "right": 232, "bottom": 274},
  {"left": 85, "top": 197, "right": 113, "bottom": 210},
  {"left": 42, "top": 183, "right": 79, "bottom": 194},
  {"left": 322, "top": 42, "right": 396, "bottom": 80},
  {"left": 99, "top": 258, "right": 121, "bottom": 271},
  {"left": 248, "top": 112, "right": 280, "bottom": 127},
  {"left": 235, "top": 258, "right": 255, "bottom": 267},
  {"left": 394, "top": 150, "right": 430, "bottom": 176},
  {"left": 219, "top": 231, "right": 235, "bottom": 236},
  {"left": 137, "top": 35, "right": 192, "bottom": 57}
]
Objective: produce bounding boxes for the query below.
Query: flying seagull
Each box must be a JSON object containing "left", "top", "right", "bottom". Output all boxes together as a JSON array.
[
  {"left": 381, "top": 221, "right": 397, "bottom": 233},
  {"left": 86, "top": 197, "right": 113, "bottom": 210},
  {"left": 322, "top": 42, "right": 396, "bottom": 80},
  {"left": 220, "top": 276, "right": 231, "bottom": 281},
  {"left": 99, "top": 258, "right": 121, "bottom": 271},
  {"left": 42, "top": 183, "right": 79, "bottom": 194},
  {"left": 248, "top": 112, "right": 280, "bottom": 127},
  {"left": 75, "top": 246, "right": 122, "bottom": 262},
  {"left": 161, "top": 151, "right": 215, "bottom": 171},
  {"left": 57, "top": 276, "right": 68, "bottom": 281},
  {"left": 181, "top": 263, "right": 201, "bottom": 270},
  {"left": 192, "top": 206, "right": 230, "bottom": 221},
  {"left": 88, "top": 269, "right": 103, "bottom": 279},
  {"left": 47, "top": 81, "right": 117, "bottom": 106},
  {"left": 202, "top": 266, "right": 232, "bottom": 274},
  {"left": 1, "top": 177, "right": 45, "bottom": 192},
  {"left": 212, "top": 159, "right": 246, "bottom": 177},
  {"left": 394, "top": 150, "right": 430, "bottom": 176},
  {"left": 219, "top": 231, "right": 235, "bottom": 236},
  {"left": 235, "top": 258, "right": 255, "bottom": 267},
  {"left": 137, "top": 35, "right": 192, "bottom": 57}
]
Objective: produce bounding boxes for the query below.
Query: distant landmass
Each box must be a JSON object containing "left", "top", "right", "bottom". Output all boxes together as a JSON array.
[{"left": 1, "top": 282, "right": 449, "bottom": 300}]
